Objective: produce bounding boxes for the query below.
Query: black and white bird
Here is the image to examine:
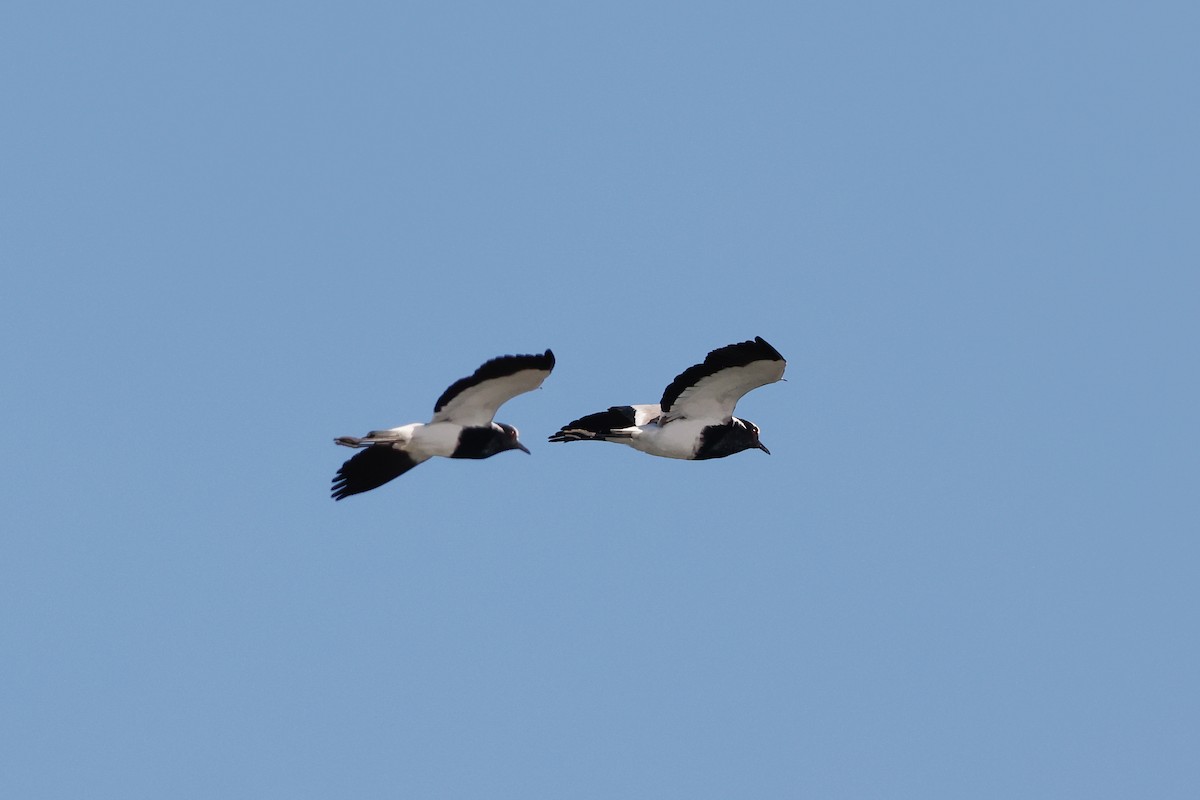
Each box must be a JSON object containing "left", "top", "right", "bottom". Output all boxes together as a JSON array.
[
  {"left": 331, "top": 350, "right": 555, "bottom": 500},
  {"left": 549, "top": 337, "right": 785, "bottom": 460}
]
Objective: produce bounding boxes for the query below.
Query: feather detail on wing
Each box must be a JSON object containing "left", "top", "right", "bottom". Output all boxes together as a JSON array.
[
  {"left": 431, "top": 350, "right": 555, "bottom": 427},
  {"left": 659, "top": 337, "right": 785, "bottom": 424},
  {"left": 332, "top": 445, "right": 427, "bottom": 500}
]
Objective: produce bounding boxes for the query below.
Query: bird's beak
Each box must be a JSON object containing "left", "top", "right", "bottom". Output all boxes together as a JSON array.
[
  {"left": 757, "top": 442, "right": 771, "bottom": 455},
  {"left": 516, "top": 441, "right": 531, "bottom": 454}
]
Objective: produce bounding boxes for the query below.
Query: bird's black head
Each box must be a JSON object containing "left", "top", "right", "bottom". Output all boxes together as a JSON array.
[
  {"left": 694, "top": 417, "right": 771, "bottom": 460},
  {"left": 741, "top": 419, "right": 770, "bottom": 455},
  {"left": 495, "top": 423, "right": 531, "bottom": 455},
  {"left": 449, "top": 423, "right": 531, "bottom": 460}
]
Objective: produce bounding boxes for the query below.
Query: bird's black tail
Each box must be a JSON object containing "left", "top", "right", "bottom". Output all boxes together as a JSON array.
[{"left": 548, "top": 406, "right": 640, "bottom": 443}]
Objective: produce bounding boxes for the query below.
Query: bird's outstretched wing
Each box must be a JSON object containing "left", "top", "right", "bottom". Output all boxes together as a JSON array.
[
  {"left": 658, "top": 337, "right": 785, "bottom": 425},
  {"left": 431, "top": 350, "right": 555, "bottom": 427},
  {"left": 332, "top": 446, "right": 426, "bottom": 501}
]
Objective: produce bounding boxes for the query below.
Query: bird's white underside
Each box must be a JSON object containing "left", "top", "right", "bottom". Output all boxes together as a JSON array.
[
  {"left": 624, "top": 417, "right": 713, "bottom": 459},
  {"left": 355, "top": 421, "right": 466, "bottom": 460}
]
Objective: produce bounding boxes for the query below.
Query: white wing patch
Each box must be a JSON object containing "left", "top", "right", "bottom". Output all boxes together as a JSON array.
[
  {"left": 661, "top": 359, "right": 785, "bottom": 423},
  {"left": 659, "top": 338, "right": 786, "bottom": 425},
  {"left": 431, "top": 351, "right": 555, "bottom": 427},
  {"left": 628, "top": 404, "right": 664, "bottom": 425},
  {"left": 408, "top": 421, "right": 471, "bottom": 458}
]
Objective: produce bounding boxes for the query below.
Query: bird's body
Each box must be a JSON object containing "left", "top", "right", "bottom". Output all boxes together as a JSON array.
[
  {"left": 549, "top": 337, "right": 785, "bottom": 460},
  {"left": 331, "top": 350, "right": 554, "bottom": 500}
]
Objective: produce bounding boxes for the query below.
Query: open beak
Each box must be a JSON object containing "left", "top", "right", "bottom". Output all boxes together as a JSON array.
[{"left": 757, "top": 441, "right": 771, "bottom": 455}]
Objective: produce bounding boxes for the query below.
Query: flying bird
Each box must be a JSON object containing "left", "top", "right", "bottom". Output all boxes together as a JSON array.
[
  {"left": 549, "top": 337, "right": 785, "bottom": 460},
  {"left": 331, "top": 350, "right": 555, "bottom": 500}
]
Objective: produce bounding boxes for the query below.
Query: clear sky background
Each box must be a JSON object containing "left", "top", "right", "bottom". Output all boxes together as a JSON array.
[{"left": 3, "top": 2, "right": 1198, "bottom": 798}]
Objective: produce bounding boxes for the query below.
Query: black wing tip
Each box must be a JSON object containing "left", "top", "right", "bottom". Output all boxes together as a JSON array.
[
  {"left": 330, "top": 471, "right": 360, "bottom": 501},
  {"left": 660, "top": 336, "right": 786, "bottom": 411},
  {"left": 477, "top": 348, "right": 556, "bottom": 373},
  {"left": 330, "top": 446, "right": 420, "bottom": 501},
  {"left": 330, "top": 476, "right": 355, "bottom": 501},
  {"left": 750, "top": 336, "right": 785, "bottom": 363},
  {"left": 714, "top": 336, "right": 785, "bottom": 365},
  {"left": 331, "top": 470, "right": 361, "bottom": 501}
]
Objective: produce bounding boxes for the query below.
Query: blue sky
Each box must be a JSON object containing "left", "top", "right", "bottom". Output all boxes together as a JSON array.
[{"left": 3, "top": 2, "right": 1198, "bottom": 798}]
